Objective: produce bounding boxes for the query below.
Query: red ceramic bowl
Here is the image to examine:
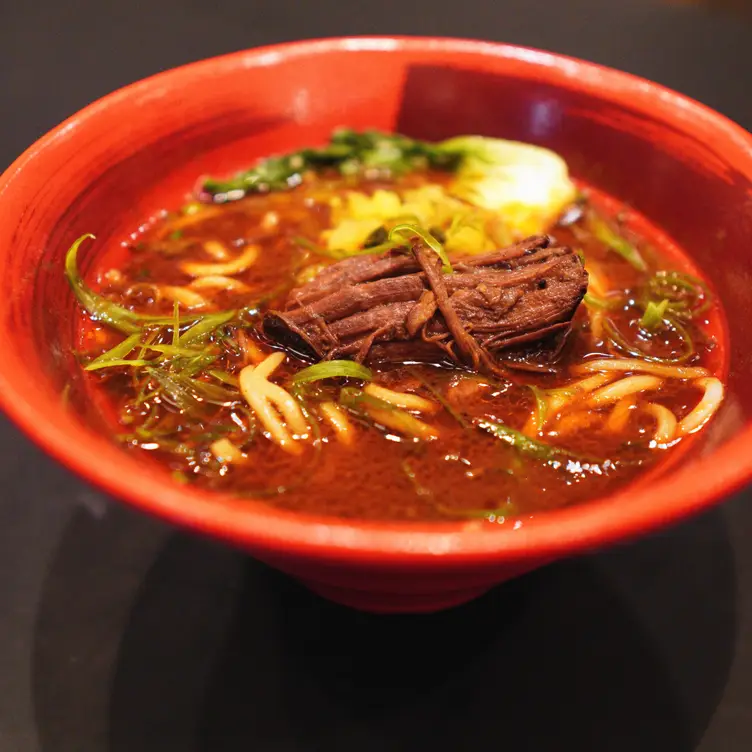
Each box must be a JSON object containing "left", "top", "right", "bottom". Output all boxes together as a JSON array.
[{"left": 1, "top": 37, "right": 751, "bottom": 613}]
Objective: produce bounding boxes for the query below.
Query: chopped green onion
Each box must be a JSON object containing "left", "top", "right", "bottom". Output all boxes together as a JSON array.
[
  {"left": 529, "top": 386, "right": 548, "bottom": 432},
  {"left": 292, "top": 236, "right": 343, "bottom": 259},
  {"left": 86, "top": 357, "right": 151, "bottom": 371},
  {"left": 294, "top": 235, "right": 403, "bottom": 261},
  {"left": 389, "top": 223, "right": 453, "bottom": 273},
  {"left": 645, "top": 271, "right": 711, "bottom": 320},
  {"left": 589, "top": 216, "right": 648, "bottom": 272},
  {"left": 291, "top": 360, "right": 373, "bottom": 386},
  {"left": 142, "top": 344, "right": 209, "bottom": 358},
  {"left": 476, "top": 418, "right": 596, "bottom": 463},
  {"left": 168, "top": 352, "right": 219, "bottom": 378},
  {"left": 604, "top": 316, "right": 694, "bottom": 364},
  {"left": 583, "top": 292, "right": 621, "bottom": 310},
  {"left": 640, "top": 299, "right": 670, "bottom": 330},
  {"left": 66, "top": 235, "right": 143, "bottom": 334},
  {"left": 208, "top": 369, "right": 239, "bottom": 386},
  {"left": 407, "top": 369, "right": 470, "bottom": 429},
  {"left": 179, "top": 310, "right": 236, "bottom": 344},
  {"left": 171, "top": 301, "right": 180, "bottom": 347},
  {"left": 147, "top": 368, "right": 239, "bottom": 412},
  {"left": 476, "top": 418, "right": 566, "bottom": 461},
  {"left": 84, "top": 332, "right": 142, "bottom": 371},
  {"left": 65, "top": 234, "right": 220, "bottom": 333},
  {"left": 339, "top": 386, "right": 435, "bottom": 439}
]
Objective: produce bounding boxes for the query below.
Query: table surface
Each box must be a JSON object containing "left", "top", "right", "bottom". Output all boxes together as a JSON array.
[{"left": 2, "top": 1, "right": 751, "bottom": 750}]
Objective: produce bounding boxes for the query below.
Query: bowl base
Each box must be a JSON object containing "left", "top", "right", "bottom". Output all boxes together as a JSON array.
[{"left": 299, "top": 578, "right": 492, "bottom": 614}]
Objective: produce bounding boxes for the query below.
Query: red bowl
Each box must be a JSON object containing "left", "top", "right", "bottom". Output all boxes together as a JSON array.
[{"left": 1, "top": 37, "right": 751, "bottom": 614}]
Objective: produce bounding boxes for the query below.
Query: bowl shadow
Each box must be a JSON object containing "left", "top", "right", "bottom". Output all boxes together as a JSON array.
[{"left": 31, "top": 500, "right": 737, "bottom": 751}]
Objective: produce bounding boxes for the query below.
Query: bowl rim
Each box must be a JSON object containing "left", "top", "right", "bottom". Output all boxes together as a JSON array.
[{"left": 1, "top": 35, "right": 751, "bottom": 566}]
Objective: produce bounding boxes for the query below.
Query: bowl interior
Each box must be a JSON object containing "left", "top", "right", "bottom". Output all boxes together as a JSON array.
[{"left": 1, "top": 38, "right": 751, "bottom": 561}]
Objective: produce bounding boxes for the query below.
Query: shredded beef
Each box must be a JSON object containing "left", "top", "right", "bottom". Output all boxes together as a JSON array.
[{"left": 263, "top": 235, "right": 588, "bottom": 375}]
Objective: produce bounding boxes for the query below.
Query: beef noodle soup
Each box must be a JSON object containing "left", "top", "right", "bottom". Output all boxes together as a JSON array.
[{"left": 67, "top": 130, "right": 725, "bottom": 522}]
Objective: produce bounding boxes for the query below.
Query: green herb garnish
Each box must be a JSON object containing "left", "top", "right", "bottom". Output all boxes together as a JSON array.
[
  {"left": 389, "top": 223, "right": 452, "bottom": 273},
  {"left": 583, "top": 292, "right": 621, "bottom": 310},
  {"left": 291, "top": 360, "right": 373, "bottom": 386},
  {"left": 339, "top": 386, "right": 435, "bottom": 440},
  {"left": 201, "top": 129, "right": 462, "bottom": 200},
  {"left": 65, "top": 234, "right": 224, "bottom": 334},
  {"left": 639, "top": 299, "right": 670, "bottom": 330},
  {"left": 589, "top": 215, "right": 648, "bottom": 272},
  {"left": 645, "top": 270, "right": 711, "bottom": 320}
]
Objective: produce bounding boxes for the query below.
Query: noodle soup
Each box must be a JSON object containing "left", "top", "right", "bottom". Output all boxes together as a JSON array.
[{"left": 67, "top": 130, "right": 725, "bottom": 521}]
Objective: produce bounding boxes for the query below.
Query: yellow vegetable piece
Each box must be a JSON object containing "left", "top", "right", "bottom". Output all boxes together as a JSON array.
[{"left": 321, "top": 137, "right": 576, "bottom": 253}]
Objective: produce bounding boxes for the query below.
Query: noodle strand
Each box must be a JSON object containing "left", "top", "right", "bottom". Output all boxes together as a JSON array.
[
  {"left": 576, "top": 358, "right": 708, "bottom": 379},
  {"left": 677, "top": 377, "right": 724, "bottom": 436},
  {"left": 645, "top": 403, "right": 677, "bottom": 444},
  {"left": 364, "top": 384, "right": 437, "bottom": 413},
  {"left": 589, "top": 375, "right": 663, "bottom": 405},
  {"left": 319, "top": 401, "right": 354, "bottom": 445},
  {"left": 182, "top": 244, "right": 259, "bottom": 277}
]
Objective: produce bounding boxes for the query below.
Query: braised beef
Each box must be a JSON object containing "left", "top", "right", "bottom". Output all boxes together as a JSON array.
[{"left": 263, "top": 235, "right": 588, "bottom": 375}]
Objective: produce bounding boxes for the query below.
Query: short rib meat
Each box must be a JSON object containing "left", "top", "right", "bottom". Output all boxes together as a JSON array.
[{"left": 263, "top": 235, "right": 588, "bottom": 375}]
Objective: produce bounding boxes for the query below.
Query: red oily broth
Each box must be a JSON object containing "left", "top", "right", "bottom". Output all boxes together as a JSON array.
[{"left": 72, "top": 173, "right": 727, "bottom": 523}]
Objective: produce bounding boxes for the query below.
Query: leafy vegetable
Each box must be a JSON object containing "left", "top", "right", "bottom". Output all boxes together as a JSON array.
[
  {"left": 588, "top": 215, "right": 647, "bottom": 272},
  {"left": 291, "top": 360, "right": 373, "bottom": 386},
  {"left": 201, "top": 130, "right": 578, "bottom": 239},
  {"left": 201, "top": 129, "right": 461, "bottom": 200},
  {"left": 439, "top": 135, "right": 577, "bottom": 237}
]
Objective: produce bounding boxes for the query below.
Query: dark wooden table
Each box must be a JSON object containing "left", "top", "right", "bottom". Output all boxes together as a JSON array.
[{"left": 1, "top": 1, "right": 751, "bottom": 749}]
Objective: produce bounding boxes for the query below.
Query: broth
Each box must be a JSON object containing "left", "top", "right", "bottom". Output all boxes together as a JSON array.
[{"left": 69, "top": 131, "right": 725, "bottom": 522}]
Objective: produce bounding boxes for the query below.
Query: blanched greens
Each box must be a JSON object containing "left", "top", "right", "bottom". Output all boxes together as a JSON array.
[
  {"left": 200, "top": 130, "right": 578, "bottom": 239},
  {"left": 202, "top": 129, "right": 462, "bottom": 200}
]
